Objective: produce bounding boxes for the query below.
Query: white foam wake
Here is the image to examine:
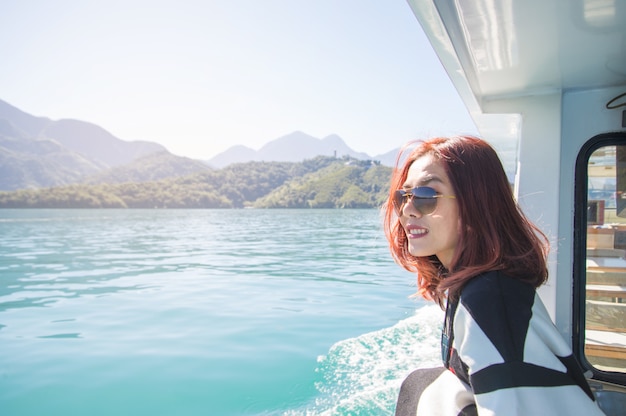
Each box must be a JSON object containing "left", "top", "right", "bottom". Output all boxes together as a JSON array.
[{"left": 285, "top": 304, "right": 444, "bottom": 416}]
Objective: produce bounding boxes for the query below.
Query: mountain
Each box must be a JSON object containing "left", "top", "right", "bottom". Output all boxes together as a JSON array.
[
  {"left": 85, "top": 151, "right": 211, "bottom": 184},
  {"left": 254, "top": 158, "right": 391, "bottom": 208},
  {"left": 0, "top": 98, "right": 402, "bottom": 191},
  {"left": 40, "top": 118, "right": 164, "bottom": 168},
  {"left": 0, "top": 156, "right": 392, "bottom": 209},
  {"left": 375, "top": 147, "right": 402, "bottom": 167},
  {"left": 0, "top": 99, "right": 169, "bottom": 190},
  {"left": 0, "top": 118, "right": 105, "bottom": 190},
  {"left": 0, "top": 99, "right": 50, "bottom": 138},
  {"left": 207, "top": 131, "right": 374, "bottom": 168},
  {"left": 204, "top": 144, "right": 260, "bottom": 169}
]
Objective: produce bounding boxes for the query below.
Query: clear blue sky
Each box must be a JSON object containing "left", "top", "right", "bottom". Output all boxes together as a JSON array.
[{"left": 0, "top": 0, "right": 477, "bottom": 159}]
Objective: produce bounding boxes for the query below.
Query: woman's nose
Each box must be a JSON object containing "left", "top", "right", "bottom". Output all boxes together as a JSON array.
[{"left": 402, "top": 198, "right": 421, "bottom": 218}]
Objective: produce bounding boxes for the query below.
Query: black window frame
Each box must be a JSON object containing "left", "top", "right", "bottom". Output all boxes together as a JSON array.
[{"left": 574, "top": 131, "right": 626, "bottom": 386}]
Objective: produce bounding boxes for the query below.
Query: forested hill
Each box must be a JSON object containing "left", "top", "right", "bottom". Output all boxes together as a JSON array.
[{"left": 0, "top": 156, "right": 393, "bottom": 209}]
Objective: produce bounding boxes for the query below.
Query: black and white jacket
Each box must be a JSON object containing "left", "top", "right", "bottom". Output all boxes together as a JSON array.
[{"left": 416, "top": 271, "right": 605, "bottom": 415}]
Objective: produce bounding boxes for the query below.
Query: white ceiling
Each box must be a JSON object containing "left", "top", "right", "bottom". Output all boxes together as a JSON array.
[{"left": 411, "top": 0, "right": 626, "bottom": 104}]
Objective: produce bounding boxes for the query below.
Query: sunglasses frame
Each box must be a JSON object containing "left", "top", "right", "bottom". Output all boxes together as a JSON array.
[{"left": 393, "top": 186, "right": 456, "bottom": 215}]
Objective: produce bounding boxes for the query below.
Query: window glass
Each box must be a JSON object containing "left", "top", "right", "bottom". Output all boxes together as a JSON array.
[{"left": 585, "top": 144, "right": 626, "bottom": 373}]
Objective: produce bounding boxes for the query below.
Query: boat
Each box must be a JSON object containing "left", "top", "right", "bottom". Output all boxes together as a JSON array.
[{"left": 403, "top": 0, "right": 626, "bottom": 414}]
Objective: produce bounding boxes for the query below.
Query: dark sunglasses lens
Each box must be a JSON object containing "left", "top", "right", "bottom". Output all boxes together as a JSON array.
[
  {"left": 413, "top": 187, "right": 437, "bottom": 198},
  {"left": 394, "top": 190, "right": 407, "bottom": 211},
  {"left": 413, "top": 187, "right": 438, "bottom": 214},
  {"left": 413, "top": 197, "right": 437, "bottom": 215},
  {"left": 394, "top": 187, "right": 439, "bottom": 214}
]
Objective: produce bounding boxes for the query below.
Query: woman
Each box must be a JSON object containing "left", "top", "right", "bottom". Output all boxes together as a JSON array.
[{"left": 384, "top": 136, "right": 604, "bottom": 415}]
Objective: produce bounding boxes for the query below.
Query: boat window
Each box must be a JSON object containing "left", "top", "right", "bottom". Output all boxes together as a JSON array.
[{"left": 578, "top": 136, "right": 626, "bottom": 383}]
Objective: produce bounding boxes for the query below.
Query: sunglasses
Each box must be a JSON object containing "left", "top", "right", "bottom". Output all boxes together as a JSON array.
[{"left": 393, "top": 186, "right": 456, "bottom": 215}]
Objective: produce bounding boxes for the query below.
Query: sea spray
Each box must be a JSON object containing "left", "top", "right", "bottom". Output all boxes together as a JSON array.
[{"left": 284, "top": 304, "right": 444, "bottom": 416}]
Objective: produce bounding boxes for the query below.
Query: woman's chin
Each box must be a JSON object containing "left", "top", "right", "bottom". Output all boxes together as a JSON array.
[{"left": 408, "top": 245, "right": 433, "bottom": 258}]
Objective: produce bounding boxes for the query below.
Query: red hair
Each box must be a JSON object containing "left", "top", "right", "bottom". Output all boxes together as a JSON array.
[{"left": 383, "top": 136, "right": 549, "bottom": 307}]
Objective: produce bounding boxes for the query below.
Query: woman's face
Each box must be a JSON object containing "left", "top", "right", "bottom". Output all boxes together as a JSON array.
[{"left": 398, "top": 154, "right": 460, "bottom": 269}]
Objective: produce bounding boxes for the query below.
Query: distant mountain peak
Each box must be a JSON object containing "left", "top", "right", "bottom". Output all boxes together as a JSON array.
[{"left": 207, "top": 131, "right": 373, "bottom": 168}]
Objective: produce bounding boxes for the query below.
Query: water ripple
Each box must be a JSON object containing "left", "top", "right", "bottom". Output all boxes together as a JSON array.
[{"left": 0, "top": 209, "right": 422, "bottom": 416}]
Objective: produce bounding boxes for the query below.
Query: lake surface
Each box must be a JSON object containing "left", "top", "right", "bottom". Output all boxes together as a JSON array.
[{"left": 0, "top": 209, "right": 443, "bottom": 416}]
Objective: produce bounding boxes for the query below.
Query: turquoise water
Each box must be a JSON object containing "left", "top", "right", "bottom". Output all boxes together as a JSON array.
[{"left": 0, "top": 209, "right": 443, "bottom": 416}]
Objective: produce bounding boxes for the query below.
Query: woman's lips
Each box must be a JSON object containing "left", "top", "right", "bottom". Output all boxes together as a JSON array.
[{"left": 406, "top": 224, "right": 428, "bottom": 238}]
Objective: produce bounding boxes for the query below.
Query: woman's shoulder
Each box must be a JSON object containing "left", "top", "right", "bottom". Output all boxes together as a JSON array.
[
  {"left": 458, "top": 271, "right": 536, "bottom": 315},
  {"left": 454, "top": 271, "right": 539, "bottom": 361}
]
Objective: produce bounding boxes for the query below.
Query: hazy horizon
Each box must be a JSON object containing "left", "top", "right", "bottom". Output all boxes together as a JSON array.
[{"left": 0, "top": 1, "right": 478, "bottom": 161}]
